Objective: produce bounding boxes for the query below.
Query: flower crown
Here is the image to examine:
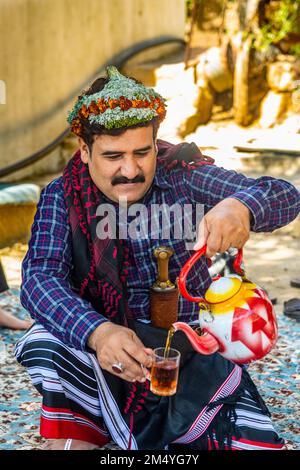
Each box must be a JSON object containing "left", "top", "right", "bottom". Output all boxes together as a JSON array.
[{"left": 67, "top": 66, "right": 167, "bottom": 136}]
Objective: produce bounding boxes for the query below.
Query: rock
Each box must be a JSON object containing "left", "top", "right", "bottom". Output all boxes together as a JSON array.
[
  {"left": 248, "top": 73, "right": 269, "bottom": 121},
  {"left": 259, "top": 91, "right": 291, "bottom": 128},
  {"left": 196, "top": 43, "right": 234, "bottom": 93},
  {"left": 267, "top": 60, "right": 300, "bottom": 92},
  {"left": 214, "top": 89, "right": 233, "bottom": 112},
  {"left": 155, "top": 62, "right": 195, "bottom": 100},
  {"left": 178, "top": 78, "right": 215, "bottom": 137},
  {"left": 291, "top": 85, "right": 300, "bottom": 114},
  {"left": 155, "top": 63, "right": 213, "bottom": 139}
]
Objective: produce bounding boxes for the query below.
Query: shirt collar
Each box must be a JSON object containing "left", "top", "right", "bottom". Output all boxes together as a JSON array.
[{"left": 152, "top": 166, "right": 173, "bottom": 190}]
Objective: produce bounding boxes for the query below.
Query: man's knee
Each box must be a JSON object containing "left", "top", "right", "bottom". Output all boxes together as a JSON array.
[{"left": 15, "top": 324, "right": 67, "bottom": 369}]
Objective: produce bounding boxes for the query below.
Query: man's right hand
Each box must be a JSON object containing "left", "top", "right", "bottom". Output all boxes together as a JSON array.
[{"left": 88, "top": 322, "right": 153, "bottom": 383}]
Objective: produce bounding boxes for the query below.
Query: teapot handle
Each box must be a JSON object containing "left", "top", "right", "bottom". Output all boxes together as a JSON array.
[{"left": 178, "top": 244, "right": 244, "bottom": 303}]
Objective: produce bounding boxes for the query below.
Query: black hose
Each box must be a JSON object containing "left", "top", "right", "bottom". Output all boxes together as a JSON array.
[
  {"left": 0, "top": 36, "right": 185, "bottom": 179},
  {"left": 0, "top": 128, "right": 71, "bottom": 180}
]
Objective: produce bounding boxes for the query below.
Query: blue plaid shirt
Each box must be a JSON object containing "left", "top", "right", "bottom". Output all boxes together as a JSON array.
[{"left": 21, "top": 161, "right": 300, "bottom": 351}]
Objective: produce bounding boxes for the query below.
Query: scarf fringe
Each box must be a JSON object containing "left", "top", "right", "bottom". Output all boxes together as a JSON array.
[{"left": 190, "top": 368, "right": 270, "bottom": 450}]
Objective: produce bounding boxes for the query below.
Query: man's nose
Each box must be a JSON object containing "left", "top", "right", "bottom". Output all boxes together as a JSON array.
[{"left": 120, "top": 157, "right": 139, "bottom": 180}]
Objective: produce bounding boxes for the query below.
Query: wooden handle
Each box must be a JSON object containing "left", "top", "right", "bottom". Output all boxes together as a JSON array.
[{"left": 153, "top": 246, "right": 175, "bottom": 288}]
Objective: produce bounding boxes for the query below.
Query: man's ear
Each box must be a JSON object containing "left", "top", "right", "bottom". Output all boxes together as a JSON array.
[{"left": 78, "top": 138, "right": 90, "bottom": 164}]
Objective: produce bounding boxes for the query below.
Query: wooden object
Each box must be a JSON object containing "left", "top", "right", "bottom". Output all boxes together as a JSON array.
[
  {"left": 150, "top": 246, "right": 179, "bottom": 330},
  {"left": 234, "top": 36, "right": 252, "bottom": 126}
]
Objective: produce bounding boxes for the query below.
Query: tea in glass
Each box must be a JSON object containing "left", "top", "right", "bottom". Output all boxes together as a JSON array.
[{"left": 150, "top": 347, "right": 180, "bottom": 396}]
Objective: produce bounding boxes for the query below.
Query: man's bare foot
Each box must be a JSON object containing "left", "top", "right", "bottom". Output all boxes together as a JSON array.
[
  {"left": 41, "top": 439, "right": 99, "bottom": 450},
  {"left": 0, "top": 308, "right": 33, "bottom": 330}
]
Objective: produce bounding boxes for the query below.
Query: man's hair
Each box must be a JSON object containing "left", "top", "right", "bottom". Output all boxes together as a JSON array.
[{"left": 77, "top": 76, "right": 160, "bottom": 152}]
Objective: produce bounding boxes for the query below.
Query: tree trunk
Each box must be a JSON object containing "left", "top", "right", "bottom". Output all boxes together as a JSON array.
[
  {"left": 234, "top": 36, "right": 252, "bottom": 126},
  {"left": 234, "top": 0, "right": 267, "bottom": 125}
]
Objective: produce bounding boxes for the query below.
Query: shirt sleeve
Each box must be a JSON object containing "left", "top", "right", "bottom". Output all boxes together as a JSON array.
[
  {"left": 20, "top": 177, "right": 108, "bottom": 351},
  {"left": 184, "top": 164, "right": 300, "bottom": 232}
]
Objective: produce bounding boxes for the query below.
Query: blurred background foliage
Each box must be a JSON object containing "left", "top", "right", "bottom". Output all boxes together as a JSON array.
[
  {"left": 185, "top": 0, "right": 300, "bottom": 55},
  {"left": 254, "top": 0, "right": 300, "bottom": 55}
]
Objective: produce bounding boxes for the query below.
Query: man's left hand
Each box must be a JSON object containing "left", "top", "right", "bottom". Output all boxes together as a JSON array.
[{"left": 194, "top": 198, "right": 251, "bottom": 257}]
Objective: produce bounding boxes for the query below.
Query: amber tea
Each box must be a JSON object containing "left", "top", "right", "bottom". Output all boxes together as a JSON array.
[
  {"left": 164, "top": 326, "right": 175, "bottom": 359},
  {"left": 150, "top": 347, "right": 180, "bottom": 396}
]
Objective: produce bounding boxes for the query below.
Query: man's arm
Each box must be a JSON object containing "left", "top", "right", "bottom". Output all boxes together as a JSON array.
[
  {"left": 186, "top": 164, "right": 300, "bottom": 233},
  {"left": 20, "top": 178, "right": 108, "bottom": 351},
  {"left": 182, "top": 164, "right": 300, "bottom": 256},
  {"left": 21, "top": 178, "right": 153, "bottom": 382},
  {"left": 194, "top": 197, "right": 251, "bottom": 256}
]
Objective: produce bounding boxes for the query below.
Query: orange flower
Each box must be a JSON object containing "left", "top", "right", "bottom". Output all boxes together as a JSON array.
[
  {"left": 135, "top": 100, "right": 144, "bottom": 109},
  {"left": 89, "top": 101, "right": 99, "bottom": 115},
  {"left": 157, "top": 105, "right": 166, "bottom": 121},
  {"left": 97, "top": 98, "right": 107, "bottom": 113},
  {"left": 108, "top": 99, "right": 119, "bottom": 109},
  {"left": 80, "top": 104, "right": 89, "bottom": 118},
  {"left": 72, "top": 119, "right": 82, "bottom": 135},
  {"left": 119, "top": 96, "right": 132, "bottom": 110},
  {"left": 149, "top": 98, "right": 156, "bottom": 109}
]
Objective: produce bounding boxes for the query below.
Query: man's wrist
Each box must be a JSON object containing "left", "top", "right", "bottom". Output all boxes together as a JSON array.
[
  {"left": 228, "top": 192, "right": 265, "bottom": 230},
  {"left": 226, "top": 197, "right": 253, "bottom": 225},
  {"left": 87, "top": 321, "right": 110, "bottom": 351}
]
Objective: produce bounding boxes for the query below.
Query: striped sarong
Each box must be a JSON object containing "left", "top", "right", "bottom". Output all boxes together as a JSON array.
[{"left": 14, "top": 324, "right": 285, "bottom": 450}]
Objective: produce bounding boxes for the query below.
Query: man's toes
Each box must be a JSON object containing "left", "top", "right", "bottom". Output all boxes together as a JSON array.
[
  {"left": 40, "top": 442, "right": 51, "bottom": 450},
  {"left": 40, "top": 439, "right": 61, "bottom": 450}
]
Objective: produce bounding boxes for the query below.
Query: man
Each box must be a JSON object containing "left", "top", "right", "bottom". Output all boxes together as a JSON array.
[{"left": 15, "top": 67, "right": 299, "bottom": 450}]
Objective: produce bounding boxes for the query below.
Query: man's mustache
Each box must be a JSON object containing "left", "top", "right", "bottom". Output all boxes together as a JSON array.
[{"left": 111, "top": 174, "right": 145, "bottom": 186}]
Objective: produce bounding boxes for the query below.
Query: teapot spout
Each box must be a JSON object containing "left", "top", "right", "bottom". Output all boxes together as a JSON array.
[{"left": 173, "top": 322, "right": 219, "bottom": 355}]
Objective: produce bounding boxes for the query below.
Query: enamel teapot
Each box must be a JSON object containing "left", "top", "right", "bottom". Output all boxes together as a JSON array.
[{"left": 174, "top": 245, "right": 278, "bottom": 364}]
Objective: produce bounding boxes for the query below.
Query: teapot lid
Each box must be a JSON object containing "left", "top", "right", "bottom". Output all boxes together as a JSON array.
[{"left": 205, "top": 275, "right": 242, "bottom": 304}]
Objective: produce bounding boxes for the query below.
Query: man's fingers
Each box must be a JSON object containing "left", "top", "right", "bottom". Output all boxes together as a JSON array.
[
  {"left": 228, "top": 228, "right": 249, "bottom": 249},
  {"left": 193, "top": 217, "right": 209, "bottom": 250},
  {"left": 118, "top": 339, "right": 153, "bottom": 381},
  {"left": 124, "top": 346, "right": 152, "bottom": 371},
  {"left": 237, "top": 231, "right": 250, "bottom": 248},
  {"left": 126, "top": 336, "right": 153, "bottom": 368},
  {"left": 108, "top": 352, "right": 147, "bottom": 382},
  {"left": 95, "top": 326, "right": 153, "bottom": 383},
  {"left": 205, "top": 229, "right": 222, "bottom": 258},
  {"left": 219, "top": 235, "right": 231, "bottom": 254},
  {"left": 143, "top": 347, "right": 154, "bottom": 355},
  {"left": 206, "top": 224, "right": 248, "bottom": 255}
]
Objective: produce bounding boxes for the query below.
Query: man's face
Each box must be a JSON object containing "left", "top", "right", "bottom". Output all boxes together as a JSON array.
[{"left": 79, "top": 126, "right": 157, "bottom": 204}]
